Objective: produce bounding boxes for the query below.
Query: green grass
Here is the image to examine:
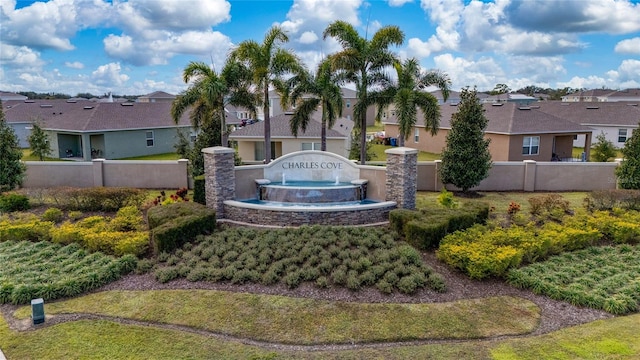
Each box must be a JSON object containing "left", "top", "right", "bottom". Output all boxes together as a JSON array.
[
  {"left": 572, "top": 147, "right": 623, "bottom": 161},
  {"left": 416, "top": 191, "right": 589, "bottom": 216},
  {"left": 369, "top": 143, "right": 441, "bottom": 161},
  {"left": 2, "top": 306, "right": 639, "bottom": 359},
  {"left": 20, "top": 148, "right": 66, "bottom": 161},
  {"left": 116, "top": 152, "right": 182, "bottom": 160},
  {"left": 13, "top": 291, "right": 539, "bottom": 345}
]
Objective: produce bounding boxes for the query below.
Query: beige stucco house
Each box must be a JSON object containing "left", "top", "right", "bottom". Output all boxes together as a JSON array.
[
  {"left": 383, "top": 102, "right": 593, "bottom": 162},
  {"left": 229, "top": 112, "right": 355, "bottom": 163}
]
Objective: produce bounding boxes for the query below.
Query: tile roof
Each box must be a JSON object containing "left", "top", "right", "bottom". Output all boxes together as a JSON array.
[
  {"left": 229, "top": 112, "right": 354, "bottom": 139},
  {"left": 534, "top": 101, "right": 640, "bottom": 127},
  {"left": 384, "top": 102, "right": 594, "bottom": 135},
  {"left": 3, "top": 99, "right": 191, "bottom": 132}
]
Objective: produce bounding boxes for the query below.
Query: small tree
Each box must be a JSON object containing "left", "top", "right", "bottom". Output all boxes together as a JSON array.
[
  {"left": 439, "top": 87, "right": 492, "bottom": 193},
  {"left": 27, "top": 119, "right": 52, "bottom": 161},
  {"left": 0, "top": 100, "right": 26, "bottom": 192},
  {"left": 616, "top": 122, "right": 640, "bottom": 189},
  {"left": 591, "top": 132, "right": 617, "bottom": 162}
]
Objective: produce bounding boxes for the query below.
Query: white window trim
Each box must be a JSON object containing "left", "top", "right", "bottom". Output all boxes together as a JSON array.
[
  {"left": 522, "top": 136, "right": 539, "bottom": 155},
  {"left": 302, "top": 142, "right": 321, "bottom": 151},
  {"left": 414, "top": 128, "right": 419, "bottom": 143},
  {"left": 146, "top": 131, "right": 155, "bottom": 147},
  {"left": 618, "top": 128, "right": 628, "bottom": 143}
]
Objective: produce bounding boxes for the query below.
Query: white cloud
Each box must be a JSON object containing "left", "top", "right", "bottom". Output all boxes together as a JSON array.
[
  {"left": 91, "top": 62, "right": 130, "bottom": 87},
  {"left": 299, "top": 31, "right": 319, "bottom": 44},
  {"left": 505, "top": 0, "right": 640, "bottom": 34},
  {"left": 64, "top": 61, "right": 84, "bottom": 69},
  {"left": 558, "top": 59, "right": 640, "bottom": 89},
  {"left": 387, "top": 0, "right": 413, "bottom": 6},
  {"left": 615, "top": 37, "right": 640, "bottom": 54},
  {"left": 433, "top": 53, "right": 504, "bottom": 90},
  {"left": 0, "top": 43, "right": 44, "bottom": 69}
]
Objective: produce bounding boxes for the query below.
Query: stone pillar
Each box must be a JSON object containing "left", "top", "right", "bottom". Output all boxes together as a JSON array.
[
  {"left": 202, "top": 147, "right": 236, "bottom": 218},
  {"left": 385, "top": 147, "right": 418, "bottom": 209}
]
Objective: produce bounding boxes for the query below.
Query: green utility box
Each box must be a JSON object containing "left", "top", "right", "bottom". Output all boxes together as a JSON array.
[{"left": 31, "top": 298, "right": 45, "bottom": 325}]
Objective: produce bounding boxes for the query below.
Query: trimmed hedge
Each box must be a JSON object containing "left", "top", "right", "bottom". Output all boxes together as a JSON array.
[
  {"left": 0, "top": 193, "right": 30, "bottom": 212},
  {"left": 147, "top": 202, "right": 216, "bottom": 253},
  {"left": 48, "top": 187, "right": 146, "bottom": 212},
  {"left": 391, "top": 203, "right": 489, "bottom": 250},
  {"left": 193, "top": 175, "right": 206, "bottom": 205}
]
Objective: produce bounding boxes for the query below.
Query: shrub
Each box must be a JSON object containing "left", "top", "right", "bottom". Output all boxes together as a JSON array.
[
  {"left": 110, "top": 206, "right": 145, "bottom": 232},
  {"left": 50, "top": 221, "right": 88, "bottom": 245},
  {"left": 388, "top": 209, "right": 422, "bottom": 235},
  {"left": 193, "top": 175, "right": 206, "bottom": 204},
  {"left": 584, "top": 190, "right": 640, "bottom": 211},
  {"left": 528, "top": 194, "right": 571, "bottom": 216},
  {"left": 437, "top": 188, "right": 458, "bottom": 208},
  {"left": 48, "top": 187, "right": 145, "bottom": 211},
  {"left": 151, "top": 205, "right": 216, "bottom": 253},
  {"left": 0, "top": 193, "right": 30, "bottom": 212},
  {"left": 42, "top": 207, "right": 64, "bottom": 223},
  {"left": 0, "top": 219, "right": 53, "bottom": 242}
]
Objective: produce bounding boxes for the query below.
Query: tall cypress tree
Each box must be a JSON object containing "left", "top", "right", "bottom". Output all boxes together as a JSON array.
[
  {"left": 616, "top": 121, "right": 640, "bottom": 189},
  {"left": 439, "top": 87, "right": 492, "bottom": 193},
  {"left": 0, "top": 100, "right": 26, "bottom": 192}
]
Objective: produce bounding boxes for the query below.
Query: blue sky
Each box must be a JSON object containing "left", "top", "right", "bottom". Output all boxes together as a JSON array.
[{"left": 1, "top": 0, "right": 639, "bottom": 97}]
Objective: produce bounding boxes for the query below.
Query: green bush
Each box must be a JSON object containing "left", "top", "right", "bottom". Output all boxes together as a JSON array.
[
  {"left": 388, "top": 209, "right": 422, "bottom": 235},
  {"left": 0, "top": 193, "right": 30, "bottom": 212},
  {"left": 147, "top": 201, "right": 214, "bottom": 229},
  {"left": 41, "top": 207, "right": 64, "bottom": 223},
  {"left": 0, "top": 219, "right": 53, "bottom": 242},
  {"left": 151, "top": 206, "right": 216, "bottom": 253},
  {"left": 584, "top": 190, "right": 640, "bottom": 211},
  {"left": 193, "top": 175, "right": 206, "bottom": 205},
  {"left": 405, "top": 219, "right": 449, "bottom": 249},
  {"left": 48, "top": 187, "right": 145, "bottom": 211}
]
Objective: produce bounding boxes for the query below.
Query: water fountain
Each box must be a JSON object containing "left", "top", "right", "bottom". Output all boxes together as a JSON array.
[{"left": 221, "top": 150, "right": 397, "bottom": 226}]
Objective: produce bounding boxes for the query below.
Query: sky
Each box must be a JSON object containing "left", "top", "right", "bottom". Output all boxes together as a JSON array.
[{"left": 1, "top": 0, "right": 639, "bottom": 97}]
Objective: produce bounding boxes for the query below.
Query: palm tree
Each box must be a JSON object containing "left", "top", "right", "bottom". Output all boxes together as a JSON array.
[
  {"left": 280, "top": 59, "right": 345, "bottom": 151},
  {"left": 369, "top": 58, "right": 450, "bottom": 147},
  {"left": 171, "top": 60, "right": 256, "bottom": 148},
  {"left": 231, "top": 26, "right": 301, "bottom": 163},
  {"left": 323, "top": 20, "right": 404, "bottom": 164}
]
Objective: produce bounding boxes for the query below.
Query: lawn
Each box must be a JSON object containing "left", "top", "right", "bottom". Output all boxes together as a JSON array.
[
  {"left": 369, "top": 143, "right": 441, "bottom": 161},
  {"left": 115, "top": 152, "right": 182, "bottom": 160}
]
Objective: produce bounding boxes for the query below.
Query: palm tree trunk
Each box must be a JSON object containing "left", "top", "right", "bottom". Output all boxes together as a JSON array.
[
  {"left": 263, "top": 85, "right": 272, "bottom": 163},
  {"left": 321, "top": 109, "right": 327, "bottom": 151},
  {"left": 359, "top": 77, "right": 367, "bottom": 164},
  {"left": 220, "top": 104, "right": 228, "bottom": 147}
]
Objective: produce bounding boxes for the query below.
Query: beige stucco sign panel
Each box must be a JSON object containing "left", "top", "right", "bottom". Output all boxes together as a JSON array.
[{"left": 263, "top": 150, "right": 360, "bottom": 182}]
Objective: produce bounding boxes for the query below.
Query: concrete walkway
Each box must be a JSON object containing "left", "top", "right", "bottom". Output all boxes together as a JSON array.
[{"left": 0, "top": 348, "right": 6, "bottom": 360}]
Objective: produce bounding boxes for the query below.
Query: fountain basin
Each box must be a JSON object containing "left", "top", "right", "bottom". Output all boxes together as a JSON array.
[
  {"left": 258, "top": 180, "right": 366, "bottom": 203},
  {"left": 223, "top": 199, "right": 397, "bottom": 227}
]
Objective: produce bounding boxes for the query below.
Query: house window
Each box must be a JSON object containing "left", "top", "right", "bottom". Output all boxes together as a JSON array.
[
  {"left": 302, "top": 142, "right": 321, "bottom": 150},
  {"left": 522, "top": 136, "right": 539, "bottom": 155},
  {"left": 618, "top": 129, "right": 628, "bottom": 143},
  {"left": 254, "top": 141, "right": 276, "bottom": 161},
  {"left": 146, "top": 131, "right": 154, "bottom": 147},
  {"left": 414, "top": 128, "right": 419, "bottom": 143},
  {"left": 346, "top": 100, "right": 351, "bottom": 108}
]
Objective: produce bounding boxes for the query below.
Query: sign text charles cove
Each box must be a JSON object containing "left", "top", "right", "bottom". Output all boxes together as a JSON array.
[{"left": 282, "top": 161, "right": 344, "bottom": 170}]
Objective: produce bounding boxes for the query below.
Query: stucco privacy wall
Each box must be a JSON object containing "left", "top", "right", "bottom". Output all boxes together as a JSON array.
[
  {"left": 22, "top": 159, "right": 189, "bottom": 188},
  {"left": 22, "top": 157, "right": 620, "bottom": 192}
]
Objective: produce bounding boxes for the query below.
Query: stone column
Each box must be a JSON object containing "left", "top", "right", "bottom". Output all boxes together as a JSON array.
[
  {"left": 202, "top": 147, "right": 236, "bottom": 218},
  {"left": 385, "top": 147, "right": 418, "bottom": 209}
]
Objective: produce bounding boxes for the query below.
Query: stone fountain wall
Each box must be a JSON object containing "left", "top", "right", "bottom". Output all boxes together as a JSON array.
[{"left": 202, "top": 147, "right": 417, "bottom": 226}]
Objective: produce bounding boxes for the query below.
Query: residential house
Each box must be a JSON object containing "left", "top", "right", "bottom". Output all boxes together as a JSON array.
[
  {"left": 136, "top": 91, "right": 176, "bottom": 103},
  {"left": 3, "top": 99, "right": 192, "bottom": 160},
  {"left": 482, "top": 93, "right": 537, "bottom": 105},
  {"left": 0, "top": 91, "right": 28, "bottom": 101},
  {"left": 533, "top": 102, "right": 640, "bottom": 148},
  {"left": 561, "top": 89, "right": 616, "bottom": 102},
  {"left": 268, "top": 87, "right": 376, "bottom": 125},
  {"left": 382, "top": 102, "right": 593, "bottom": 162},
  {"left": 229, "top": 112, "right": 354, "bottom": 163}
]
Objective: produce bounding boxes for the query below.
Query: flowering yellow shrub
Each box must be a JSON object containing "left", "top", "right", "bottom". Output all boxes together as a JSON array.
[
  {"left": 0, "top": 219, "right": 53, "bottom": 242},
  {"left": 83, "top": 230, "right": 148, "bottom": 256},
  {"left": 49, "top": 221, "right": 89, "bottom": 245}
]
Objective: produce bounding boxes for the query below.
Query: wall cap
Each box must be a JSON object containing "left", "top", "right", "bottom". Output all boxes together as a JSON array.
[
  {"left": 385, "top": 147, "right": 419, "bottom": 155},
  {"left": 202, "top": 146, "right": 235, "bottom": 155}
]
